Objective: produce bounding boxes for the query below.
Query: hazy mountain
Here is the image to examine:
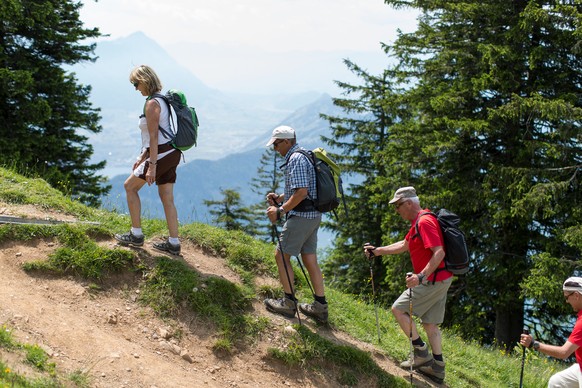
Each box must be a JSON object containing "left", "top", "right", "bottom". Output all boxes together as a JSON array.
[
  {"left": 103, "top": 92, "right": 343, "bottom": 225},
  {"left": 70, "top": 32, "right": 323, "bottom": 177},
  {"left": 73, "top": 32, "right": 345, "bottom": 246},
  {"left": 165, "top": 40, "right": 391, "bottom": 95}
]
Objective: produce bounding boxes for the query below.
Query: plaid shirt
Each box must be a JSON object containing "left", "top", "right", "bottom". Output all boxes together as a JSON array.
[{"left": 284, "top": 144, "right": 320, "bottom": 219}]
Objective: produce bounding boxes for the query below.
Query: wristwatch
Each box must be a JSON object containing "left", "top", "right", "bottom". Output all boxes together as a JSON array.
[
  {"left": 277, "top": 206, "right": 285, "bottom": 216},
  {"left": 417, "top": 273, "right": 425, "bottom": 284},
  {"left": 532, "top": 340, "right": 540, "bottom": 350}
]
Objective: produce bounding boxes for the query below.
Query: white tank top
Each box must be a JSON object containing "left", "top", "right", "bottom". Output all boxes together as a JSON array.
[{"left": 139, "top": 96, "right": 173, "bottom": 150}]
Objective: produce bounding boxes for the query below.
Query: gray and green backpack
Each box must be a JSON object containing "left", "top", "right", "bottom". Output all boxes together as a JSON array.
[{"left": 152, "top": 89, "right": 199, "bottom": 151}]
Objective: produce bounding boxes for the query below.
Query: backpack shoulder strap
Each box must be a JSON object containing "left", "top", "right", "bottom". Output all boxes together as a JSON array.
[
  {"left": 146, "top": 92, "right": 169, "bottom": 108},
  {"left": 146, "top": 93, "right": 174, "bottom": 140},
  {"left": 413, "top": 211, "right": 437, "bottom": 239},
  {"left": 293, "top": 149, "right": 315, "bottom": 165},
  {"left": 414, "top": 211, "right": 443, "bottom": 283},
  {"left": 280, "top": 149, "right": 314, "bottom": 169}
]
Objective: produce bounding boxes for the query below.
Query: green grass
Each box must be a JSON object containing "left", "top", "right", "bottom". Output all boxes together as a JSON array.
[
  {"left": 0, "top": 324, "right": 16, "bottom": 349},
  {"left": 309, "top": 288, "right": 561, "bottom": 387},
  {"left": 0, "top": 325, "right": 62, "bottom": 387},
  {"left": 66, "top": 370, "right": 91, "bottom": 388},
  {"left": 180, "top": 223, "right": 279, "bottom": 286},
  {"left": 269, "top": 324, "right": 409, "bottom": 387},
  {"left": 24, "top": 345, "right": 55, "bottom": 375},
  {"left": 0, "top": 361, "right": 31, "bottom": 388},
  {"left": 0, "top": 165, "right": 568, "bottom": 387},
  {"left": 21, "top": 225, "right": 137, "bottom": 279},
  {"left": 139, "top": 257, "right": 263, "bottom": 351}
]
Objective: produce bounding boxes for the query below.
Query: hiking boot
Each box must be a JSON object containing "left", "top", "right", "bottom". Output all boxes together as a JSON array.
[
  {"left": 400, "top": 343, "right": 433, "bottom": 369},
  {"left": 153, "top": 240, "right": 181, "bottom": 255},
  {"left": 298, "top": 301, "right": 328, "bottom": 323},
  {"left": 264, "top": 297, "right": 297, "bottom": 318},
  {"left": 418, "top": 359, "right": 445, "bottom": 384},
  {"left": 114, "top": 231, "right": 144, "bottom": 247}
]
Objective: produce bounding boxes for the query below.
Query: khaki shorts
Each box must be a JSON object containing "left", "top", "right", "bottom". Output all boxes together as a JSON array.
[
  {"left": 392, "top": 277, "right": 452, "bottom": 324},
  {"left": 278, "top": 215, "right": 321, "bottom": 257}
]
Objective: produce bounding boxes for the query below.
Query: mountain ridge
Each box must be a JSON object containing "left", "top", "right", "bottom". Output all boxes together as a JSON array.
[
  {"left": 103, "top": 91, "right": 342, "bottom": 226},
  {"left": 72, "top": 31, "right": 328, "bottom": 176},
  {"left": 78, "top": 33, "right": 344, "bottom": 224}
]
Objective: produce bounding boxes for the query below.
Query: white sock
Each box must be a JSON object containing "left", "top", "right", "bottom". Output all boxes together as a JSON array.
[
  {"left": 131, "top": 227, "right": 143, "bottom": 237},
  {"left": 169, "top": 237, "right": 180, "bottom": 245}
]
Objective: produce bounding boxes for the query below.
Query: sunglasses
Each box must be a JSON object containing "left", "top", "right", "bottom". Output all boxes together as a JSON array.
[
  {"left": 565, "top": 292, "right": 576, "bottom": 301},
  {"left": 132, "top": 81, "right": 139, "bottom": 88},
  {"left": 394, "top": 200, "right": 409, "bottom": 209},
  {"left": 273, "top": 139, "right": 285, "bottom": 148}
]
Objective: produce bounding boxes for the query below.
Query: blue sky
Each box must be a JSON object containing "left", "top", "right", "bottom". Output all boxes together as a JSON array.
[{"left": 80, "top": 0, "right": 419, "bottom": 93}]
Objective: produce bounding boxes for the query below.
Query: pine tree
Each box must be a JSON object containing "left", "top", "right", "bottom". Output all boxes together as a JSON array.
[
  {"left": 326, "top": 0, "right": 582, "bottom": 350},
  {"left": 250, "top": 148, "right": 284, "bottom": 243},
  {"left": 0, "top": 0, "right": 108, "bottom": 206},
  {"left": 321, "top": 60, "right": 413, "bottom": 302},
  {"left": 204, "top": 189, "right": 258, "bottom": 235}
]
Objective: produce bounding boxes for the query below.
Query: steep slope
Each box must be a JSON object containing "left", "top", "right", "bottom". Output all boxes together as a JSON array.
[{"left": 0, "top": 202, "right": 438, "bottom": 388}]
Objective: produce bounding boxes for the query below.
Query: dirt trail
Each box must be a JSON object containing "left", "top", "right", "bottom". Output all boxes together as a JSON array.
[{"left": 0, "top": 204, "right": 439, "bottom": 387}]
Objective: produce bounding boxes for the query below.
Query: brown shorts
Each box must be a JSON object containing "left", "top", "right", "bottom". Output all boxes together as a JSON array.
[{"left": 137, "top": 144, "right": 181, "bottom": 185}]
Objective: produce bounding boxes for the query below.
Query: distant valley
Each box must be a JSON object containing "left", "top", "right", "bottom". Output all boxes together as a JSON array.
[{"left": 72, "top": 32, "right": 344, "bottom": 241}]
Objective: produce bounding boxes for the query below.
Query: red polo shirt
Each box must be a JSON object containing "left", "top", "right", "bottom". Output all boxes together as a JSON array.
[
  {"left": 568, "top": 310, "right": 582, "bottom": 370},
  {"left": 405, "top": 209, "right": 453, "bottom": 282}
]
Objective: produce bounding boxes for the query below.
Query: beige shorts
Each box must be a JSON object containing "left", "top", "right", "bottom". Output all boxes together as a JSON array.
[{"left": 392, "top": 277, "right": 452, "bottom": 324}]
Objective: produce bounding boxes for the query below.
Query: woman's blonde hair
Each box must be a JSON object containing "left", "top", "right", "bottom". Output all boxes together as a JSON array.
[{"left": 129, "top": 65, "right": 162, "bottom": 96}]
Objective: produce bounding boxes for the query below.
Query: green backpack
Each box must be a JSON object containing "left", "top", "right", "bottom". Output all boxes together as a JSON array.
[
  {"left": 153, "top": 89, "right": 199, "bottom": 151},
  {"left": 293, "top": 147, "right": 347, "bottom": 216}
]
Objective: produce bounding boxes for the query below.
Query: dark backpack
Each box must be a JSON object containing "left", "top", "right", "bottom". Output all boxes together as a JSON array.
[
  {"left": 153, "top": 89, "right": 199, "bottom": 151},
  {"left": 415, "top": 209, "right": 469, "bottom": 275},
  {"left": 292, "top": 148, "right": 347, "bottom": 215}
]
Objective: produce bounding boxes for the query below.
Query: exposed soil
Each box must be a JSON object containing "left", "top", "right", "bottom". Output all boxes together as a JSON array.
[{"left": 0, "top": 203, "right": 441, "bottom": 387}]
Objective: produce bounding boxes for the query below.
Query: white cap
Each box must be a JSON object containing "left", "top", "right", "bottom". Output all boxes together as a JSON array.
[
  {"left": 266, "top": 125, "right": 296, "bottom": 146},
  {"left": 563, "top": 277, "right": 582, "bottom": 293}
]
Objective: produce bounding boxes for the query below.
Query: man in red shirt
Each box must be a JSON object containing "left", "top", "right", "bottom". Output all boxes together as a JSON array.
[
  {"left": 521, "top": 277, "right": 582, "bottom": 387},
  {"left": 364, "top": 186, "right": 452, "bottom": 384}
]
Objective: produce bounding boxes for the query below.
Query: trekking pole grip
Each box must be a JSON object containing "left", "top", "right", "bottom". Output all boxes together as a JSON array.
[{"left": 364, "top": 242, "right": 376, "bottom": 259}]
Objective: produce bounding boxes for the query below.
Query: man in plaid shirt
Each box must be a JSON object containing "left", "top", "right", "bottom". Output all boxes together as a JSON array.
[{"left": 264, "top": 125, "right": 328, "bottom": 324}]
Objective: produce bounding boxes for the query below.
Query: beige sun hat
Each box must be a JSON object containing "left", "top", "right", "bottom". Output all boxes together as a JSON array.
[{"left": 388, "top": 186, "right": 417, "bottom": 204}]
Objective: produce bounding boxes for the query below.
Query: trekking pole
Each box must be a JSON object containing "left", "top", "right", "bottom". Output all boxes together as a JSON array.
[
  {"left": 520, "top": 328, "right": 529, "bottom": 388},
  {"left": 295, "top": 256, "right": 315, "bottom": 296},
  {"left": 365, "top": 243, "right": 381, "bottom": 343},
  {"left": 274, "top": 202, "right": 314, "bottom": 299},
  {"left": 407, "top": 272, "right": 414, "bottom": 386},
  {"left": 272, "top": 224, "right": 302, "bottom": 325}
]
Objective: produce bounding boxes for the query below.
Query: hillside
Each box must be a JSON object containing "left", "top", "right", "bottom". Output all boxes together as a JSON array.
[
  {"left": 0, "top": 175, "right": 432, "bottom": 387},
  {"left": 0, "top": 167, "right": 559, "bottom": 387}
]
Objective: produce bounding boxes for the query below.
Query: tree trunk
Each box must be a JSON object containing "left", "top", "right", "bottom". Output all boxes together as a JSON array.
[{"left": 495, "top": 302, "right": 524, "bottom": 352}]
